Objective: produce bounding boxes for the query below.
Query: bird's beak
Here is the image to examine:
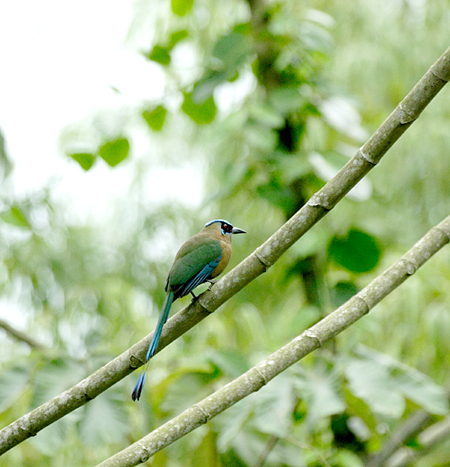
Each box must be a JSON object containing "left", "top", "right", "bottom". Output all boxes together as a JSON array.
[{"left": 232, "top": 227, "right": 246, "bottom": 235}]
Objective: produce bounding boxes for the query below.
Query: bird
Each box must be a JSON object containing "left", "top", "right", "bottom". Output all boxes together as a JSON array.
[{"left": 132, "top": 219, "right": 246, "bottom": 401}]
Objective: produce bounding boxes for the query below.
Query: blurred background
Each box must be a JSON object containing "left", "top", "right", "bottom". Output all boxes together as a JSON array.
[{"left": 1, "top": 0, "right": 450, "bottom": 466}]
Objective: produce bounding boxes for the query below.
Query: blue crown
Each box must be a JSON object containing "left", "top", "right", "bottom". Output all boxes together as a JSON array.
[{"left": 204, "top": 219, "right": 230, "bottom": 227}]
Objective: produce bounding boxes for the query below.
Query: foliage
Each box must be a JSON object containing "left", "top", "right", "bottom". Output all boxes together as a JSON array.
[{"left": 1, "top": 0, "right": 450, "bottom": 466}]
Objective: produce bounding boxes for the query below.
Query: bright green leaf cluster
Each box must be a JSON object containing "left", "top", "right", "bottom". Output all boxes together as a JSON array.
[{"left": 67, "top": 137, "right": 130, "bottom": 171}]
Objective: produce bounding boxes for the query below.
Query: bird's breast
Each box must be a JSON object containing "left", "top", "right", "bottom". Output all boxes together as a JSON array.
[{"left": 210, "top": 239, "right": 232, "bottom": 278}]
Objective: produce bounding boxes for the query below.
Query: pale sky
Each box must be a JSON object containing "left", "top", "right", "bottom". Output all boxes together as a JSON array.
[{"left": 0, "top": 1, "right": 202, "bottom": 218}]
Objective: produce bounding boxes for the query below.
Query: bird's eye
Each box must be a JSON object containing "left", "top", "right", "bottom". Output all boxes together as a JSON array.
[{"left": 221, "top": 222, "right": 232, "bottom": 233}]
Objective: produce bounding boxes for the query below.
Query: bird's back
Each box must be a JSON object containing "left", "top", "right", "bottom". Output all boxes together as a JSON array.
[{"left": 166, "top": 234, "right": 222, "bottom": 293}]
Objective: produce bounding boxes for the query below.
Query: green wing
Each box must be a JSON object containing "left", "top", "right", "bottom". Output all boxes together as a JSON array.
[{"left": 167, "top": 237, "right": 222, "bottom": 288}]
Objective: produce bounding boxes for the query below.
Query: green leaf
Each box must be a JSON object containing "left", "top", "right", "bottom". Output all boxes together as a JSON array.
[
  {"left": 1, "top": 206, "right": 30, "bottom": 229},
  {"left": 216, "top": 401, "right": 253, "bottom": 451},
  {"left": 192, "top": 32, "right": 251, "bottom": 102},
  {"left": 181, "top": 92, "right": 216, "bottom": 124},
  {"left": 345, "top": 358, "right": 405, "bottom": 418},
  {"left": 142, "top": 105, "right": 167, "bottom": 131},
  {"left": 296, "top": 367, "right": 346, "bottom": 423},
  {"left": 168, "top": 29, "right": 189, "bottom": 49},
  {"left": 328, "top": 228, "right": 382, "bottom": 273},
  {"left": 232, "top": 22, "right": 252, "bottom": 36},
  {"left": 256, "top": 175, "right": 297, "bottom": 213},
  {"left": 250, "top": 104, "right": 285, "bottom": 129},
  {"left": 251, "top": 374, "right": 296, "bottom": 437},
  {"left": 171, "top": 0, "right": 194, "bottom": 16},
  {"left": 0, "top": 366, "right": 29, "bottom": 412},
  {"left": 191, "top": 429, "right": 217, "bottom": 467},
  {"left": 192, "top": 71, "right": 228, "bottom": 103},
  {"left": 248, "top": 125, "right": 278, "bottom": 150},
  {"left": 69, "top": 152, "right": 96, "bottom": 171},
  {"left": 268, "top": 87, "right": 306, "bottom": 115},
  {"left": 79, "top": 391, "right": 129, "bottom": 445},
  {"left": 190, "top": 32, "right": 252, "bottom": 103},
  {"left": 161, "top": 373, "right": 214, "bottom": 415},
  {"left": 212, "top": 32, "right": 251, "bottom": 69},
  {"left": 98, "top": 138, "right": 130, "bottom": 167},
  {"left": 208, "top": 349, "right": 250, "bottom": 378},
  {"left": 147, "top": 45, "right": 171, "bottom": 65},
  {"left": 356, "top": 346, "right": 449, "bottom": 415},
  {"left": 32, "top": 359, "right": 86, "bottom": 407},
  {"left": 333, "top": 450, "right": 365, "bottom": 467},
  {"left": 343, "top": 384, "right": 378, "bottom": 434},
  {"left": 331, "top": 281, "right": 358, "bottom": 308},
  {"left": 29, "top": 416, "right": 72, "bottom": 455},
  {"left": 394, "top": 370, "right": 448, "bottom": 415}
]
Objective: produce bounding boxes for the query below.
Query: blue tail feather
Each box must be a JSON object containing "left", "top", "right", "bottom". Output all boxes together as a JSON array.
[
  {"left": 146, "top": 291, "right": 174, "bottom": 360},
  {"left": 131, "top": 290, "right": 175, "bottom": 401},
  {"left": 131, "top": 371, "right": 146, "bottom": 401}
]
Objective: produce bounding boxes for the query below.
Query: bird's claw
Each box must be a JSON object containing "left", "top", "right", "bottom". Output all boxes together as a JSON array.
[{"left": 190, "top": 291, "right": 198, "bottom": 301}]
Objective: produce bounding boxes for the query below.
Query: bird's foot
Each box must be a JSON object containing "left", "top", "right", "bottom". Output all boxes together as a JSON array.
[{"left": 206, "top": 279, "right": 218, "bottom": 291}]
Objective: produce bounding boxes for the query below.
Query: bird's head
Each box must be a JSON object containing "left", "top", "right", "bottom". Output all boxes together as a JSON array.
[{"left": 204, "top": 219, "right": 246, "bottom": 237}]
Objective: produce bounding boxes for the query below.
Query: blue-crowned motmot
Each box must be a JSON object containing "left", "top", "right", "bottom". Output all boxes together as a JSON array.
[{"left": 132, "top": 219, "right": 246, "bottom": 401}]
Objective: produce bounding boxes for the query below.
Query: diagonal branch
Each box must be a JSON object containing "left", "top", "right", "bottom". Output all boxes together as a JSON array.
[
  {"left": 0, "top": 45, "right": 449, "bottom": 457},
  {"left": 0, "top": 318, "right": 47, "bottom": 350},
  {"left": 366, "top": 410, "right": 432, "bottom": 467},
  {"left": 368, "top": 389, "right": 450, "bottom": 467},
  {"left": 96, "top": 215, "right": 450, "bottom": 467},
  {"left": 385, "top": 414, "right": 450, "bottom": 467}
]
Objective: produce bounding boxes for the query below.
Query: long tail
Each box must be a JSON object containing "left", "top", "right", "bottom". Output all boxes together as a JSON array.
[{"left": 131, "top": 290, "right": 175, "bottom": 401}]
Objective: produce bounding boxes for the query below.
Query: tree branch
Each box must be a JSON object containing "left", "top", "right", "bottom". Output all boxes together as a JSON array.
[
  {"left": 368, "top": 389, "right": 450, "bottom": 466},
  {"left": 255, "top": 435, "right": 279, "bottom": 467},
  {"left": 95, "top": 215, "right": 450, "bottom": 467},
  {"left": 386, "top": 414, "right": 450, "bottom": 467},
  {"left": 0, "top": 45, "right": 449, "bottom": 457},
  {"left": 366, "top": 410, "right": 432, "bottom": 467},
  {"left": 0, "top": 318, "right": 47, "bottom": 350}
]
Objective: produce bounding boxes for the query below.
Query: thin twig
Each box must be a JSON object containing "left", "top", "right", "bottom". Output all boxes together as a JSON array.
[
  {"left": 366, "top": 410, "right": 431, "bottom": 467},
  {"left": 0, "top": 318, "right": 46, "bottom": 350},
  {"left": 254, "top": 435, "right": 279, "bottom": 467},
  {"left": 386, "top": 415, "right": 450, "bottom": 467}
]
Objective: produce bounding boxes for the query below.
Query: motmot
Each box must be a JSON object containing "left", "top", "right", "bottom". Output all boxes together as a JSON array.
[{"left": 132, "top": 219, "right": 246, "bottom": 401}]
